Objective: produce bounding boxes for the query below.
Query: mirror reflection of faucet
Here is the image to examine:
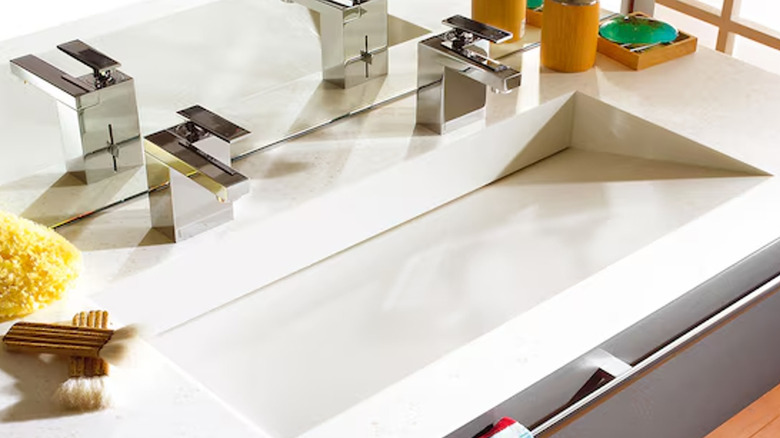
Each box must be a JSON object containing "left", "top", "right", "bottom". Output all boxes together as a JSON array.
[
  {"left": 144, "top": 105, "right": 251, "bottom": 242},
  {"left": 416, "top": 15, "right": 525, "bottom": 135},
  {"left": 283, "top": 0, "right": 389, "bottom": 88},
  {"left": 10, "top": 40, "right": 145, "bottom": 184}
]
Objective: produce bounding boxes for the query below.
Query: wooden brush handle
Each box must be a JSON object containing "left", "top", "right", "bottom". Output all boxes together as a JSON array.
[
  {"left": 3, "top": 333, "right": 108, "bottom": 347},
  {"left": 10, "top": 322, "right": 114, "bottom": 336},
  {"left": 4, "top": 326, "right": 112, "bottom": 346},
  {"left": 4, "top": 341, "right": 100, "bottom": 357},
  {"left": 2, "top": 318, "right": 114, "bottom": 361},
  {"left": 71, "top": 311, "right": 110, "bottom": 377}
]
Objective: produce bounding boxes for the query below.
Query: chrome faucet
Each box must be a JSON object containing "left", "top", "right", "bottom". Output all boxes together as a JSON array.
[
  {"left": 144, "top": 105, "right": 251, "bottom": 242},
  {"left": 10, "top": 40, "right": 144, "bottom": 184},
  {"left": 416, "top": 16, "right": 523, "bottom": 135},
  {"left": 283, "top": 0, "right": 388, "bottom": 88}
]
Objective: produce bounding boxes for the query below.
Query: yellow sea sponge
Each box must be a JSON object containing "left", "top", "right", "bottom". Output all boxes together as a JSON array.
[{"left": 0, "top": 211, "right": 82, "bottom": 320}]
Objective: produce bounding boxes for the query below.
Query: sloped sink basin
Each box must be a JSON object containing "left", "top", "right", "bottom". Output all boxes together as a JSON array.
[{"left": 151, "top": 93, "right": 767, "bottom": 437}]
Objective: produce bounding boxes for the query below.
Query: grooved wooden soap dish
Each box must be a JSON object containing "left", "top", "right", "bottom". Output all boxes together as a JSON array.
[
  {"left": 597, "top": 12, "right": 698, "bottom": 70},
  {"left": 527, "top": 2, "right": 543, "bottom": 28}
]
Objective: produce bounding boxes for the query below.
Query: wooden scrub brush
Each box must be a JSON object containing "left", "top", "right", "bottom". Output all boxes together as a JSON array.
[
  {"left": 2, "top": 311, "right": 138, "bottom": 410},
  {"left": 56, "top": 311, "right": 120, "bottom": 410}
]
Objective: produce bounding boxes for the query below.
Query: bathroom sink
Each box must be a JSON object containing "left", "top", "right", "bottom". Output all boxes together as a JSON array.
[{"left": 150, "top": 93, "right": 767, "bottom": 438}]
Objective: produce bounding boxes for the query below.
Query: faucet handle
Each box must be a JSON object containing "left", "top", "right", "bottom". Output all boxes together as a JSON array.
[
  {"left": 177, "top": 105, "right": 251, "bottom": 144},
  {"left": 57, "top": 40, "right": 120, "bottom": 85},
  {"left": 442, "top": 15, "right": 513, "bottom": 44}
]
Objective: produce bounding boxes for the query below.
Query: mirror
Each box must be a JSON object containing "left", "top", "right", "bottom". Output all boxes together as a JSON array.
[
  {"left": 0, "top": 0, "right": 430, "bottom": 227},
  {"left": 0, "top": 0, "right": 545, "bottom": 229}
]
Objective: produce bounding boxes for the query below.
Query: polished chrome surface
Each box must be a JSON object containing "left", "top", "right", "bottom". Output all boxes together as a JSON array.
[
  {"left": 177, "top": 104, "right": 251, "bottom": 143},
  {"left": 9, "top": 40, "right": 144, "bottom": 184},
  {"left": 9, "top": 55, "right": 93, "bottom": 104},
  {"left": 57, "top": 39, "right": 121, "bottom": 87},
  {"left": 144, "top": 131, "right": 249, "bottom": 202},
  {"left": 442, "top": 15, "right": 513, "bottom": 44},
  {"left": 145, "top": 107, "right": 250, "bottom": 242},
  {"left": 1, "top": 1, "right": 430, "bottom": 229},
  {"left": 285, "top": 0, "right": 389, "bottom": 88},
  {"left": 416, "top": 16, "right": 524, "bottom": 135}
]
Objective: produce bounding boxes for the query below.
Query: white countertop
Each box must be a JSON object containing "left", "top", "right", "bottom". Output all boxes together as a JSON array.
[{"left": 3, "top": 1, "right": 780, "bottom": 437}]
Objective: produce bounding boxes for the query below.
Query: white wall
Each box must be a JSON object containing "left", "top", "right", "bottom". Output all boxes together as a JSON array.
[{"left": 0, "top": 0, "right": 150, "bottom": 41}]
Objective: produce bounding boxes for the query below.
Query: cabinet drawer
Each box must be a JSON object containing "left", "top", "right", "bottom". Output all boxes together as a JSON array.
[{"left": 447, "top": 237, "right": 780, "bottom": 438}]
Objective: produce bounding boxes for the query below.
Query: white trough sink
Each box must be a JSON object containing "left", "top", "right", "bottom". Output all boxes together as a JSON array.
[{"left": 151, "top": 92, "right": 766, "bottom": 438}]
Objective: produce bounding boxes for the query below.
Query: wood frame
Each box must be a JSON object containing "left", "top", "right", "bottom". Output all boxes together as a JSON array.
[{"left": 656, "top": 0, "right": 780, "bottom": 53}]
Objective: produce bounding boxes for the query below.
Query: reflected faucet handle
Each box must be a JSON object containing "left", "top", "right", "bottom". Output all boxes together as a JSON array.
[
  {"left": 57, "top": 40, "right": 121, "bottom": 86},
  {"left": 442, "top": 15, "right": 513, "bottom": 46}
]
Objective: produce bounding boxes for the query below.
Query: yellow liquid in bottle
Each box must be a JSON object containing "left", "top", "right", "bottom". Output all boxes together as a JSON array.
[{"left": 472, "top": 0, "right": 527, "bottom": 43}]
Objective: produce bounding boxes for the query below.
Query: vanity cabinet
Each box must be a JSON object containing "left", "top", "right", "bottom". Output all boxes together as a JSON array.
[{"left": 447, "top": 238, "right": 780, "bottom": 438}]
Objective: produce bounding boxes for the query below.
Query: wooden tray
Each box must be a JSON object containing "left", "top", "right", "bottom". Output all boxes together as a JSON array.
[
  {"left": 527, "top": 6, "right": 543, "bottom": 28},
  {"left": 597, "top": 12, "right": 698, "bottom": 70}
]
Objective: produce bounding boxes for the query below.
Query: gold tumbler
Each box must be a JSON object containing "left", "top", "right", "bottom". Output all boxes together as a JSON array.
[
  {"left": 540, "top": 0, "right": 600, "bottom": 72},
  {"left": 472, "top": 0, "right": 528, "bottom": 43}
]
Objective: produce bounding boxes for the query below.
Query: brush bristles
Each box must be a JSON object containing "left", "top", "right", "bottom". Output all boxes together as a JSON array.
[
  {"left": 109, "top": 325, "right": 140, "bottom": 342},
  {"left": 98, "top": 341, "right": 129, "bottom": 366},
  {"left": 54, "top": 376, "right": 114, "bottom": 411},
  {"left": 97, "top": 325, "right": 140, "bottom": 366}
]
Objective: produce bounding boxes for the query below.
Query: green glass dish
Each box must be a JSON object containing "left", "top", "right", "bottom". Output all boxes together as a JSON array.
[
  {"left": 599, "top": 15, "right": 679, "bottom": 45},
  {"left": 527, "top": 0, "right": 543, "bottom": 9}
]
